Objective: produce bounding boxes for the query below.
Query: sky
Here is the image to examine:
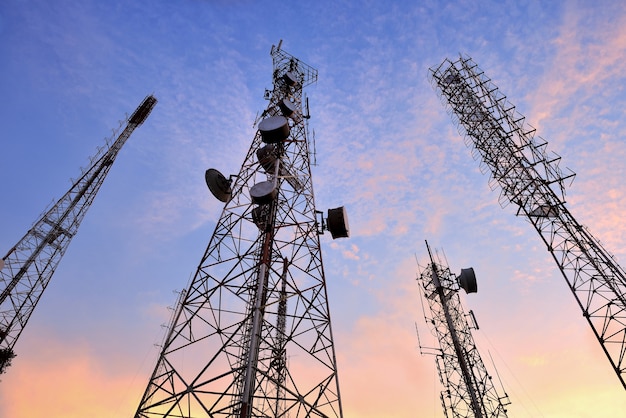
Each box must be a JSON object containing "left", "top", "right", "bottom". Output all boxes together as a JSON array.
[{"left": 1, "top": 0, "right": 626, "bottom": 416}]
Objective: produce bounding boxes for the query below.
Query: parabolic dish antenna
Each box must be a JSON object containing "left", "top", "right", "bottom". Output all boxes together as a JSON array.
[
  {"left": 256, "top": 144, "right": 277, "bottom": 173},
  {"left": 279, "top": 99, "right": 297, "bottom": 117},
  {"left": 252, "top": 205, "right": 269, "bottom": 231},
  {"left": 458, "top": 267, "right": 477, "bottom": 294},
  {"left": 259, "top": 116, "right": 290, "bottom": 143},
  {"left": 205, "top": 168, "right": 232, "bottom": 202},
  {"left": 327, "top": 206, "right": 349, "bottom": 239},
  {"left": 250, "top": 180, "right": 278, "bottom": 205},
  {"left": 284, "top": 71, "right": 299, "bottom": 86}
]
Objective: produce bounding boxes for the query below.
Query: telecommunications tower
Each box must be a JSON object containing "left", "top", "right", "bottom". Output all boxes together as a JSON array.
[
  {"left": 0, "top": 94, "right": 157, "bottom": 374},
  {"left": 417, "top": 241, "right": 510, "bottom": 417},
  {"left": 134, "top": 42, "right": 349, "bottom": 418},
  {"left": 430, "top": 55, "right": 626, "bottom": 389}
]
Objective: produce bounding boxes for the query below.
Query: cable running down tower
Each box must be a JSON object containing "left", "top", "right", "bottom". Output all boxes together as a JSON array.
[
  {"left": 134, "top": 42, "right": 349, "bottom": 418},
  {"left": 0, "top": 95, "right": 157, "bottom": 374},
  {"left": 417, "top": 241, "right": 510, "bottom": 417},
  {"left": 430, "top": 55, "right": 626, "bottom": 389}
]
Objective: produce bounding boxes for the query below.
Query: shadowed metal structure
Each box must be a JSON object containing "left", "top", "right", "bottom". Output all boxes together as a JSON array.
[
  {"left": 0, "top": 95, "right": 157, "bottom": 374},
  {"left": 430, "top": 55, "right": 626, "bottom": 390},
  {"left": 417, "top": 241, "right": 510, "bottom": 417},
  {"left": 134, "top": 43, "right": 348, "bottom": 418}
]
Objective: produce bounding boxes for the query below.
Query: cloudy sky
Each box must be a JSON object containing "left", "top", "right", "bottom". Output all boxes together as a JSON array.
[{"left": 1, "top": 0, "right": 626, "bottom": 416}]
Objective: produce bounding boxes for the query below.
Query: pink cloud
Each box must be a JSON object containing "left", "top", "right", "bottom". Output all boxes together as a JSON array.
[{"left": 527, "top": 5, "right": 626, "bottom": 135}]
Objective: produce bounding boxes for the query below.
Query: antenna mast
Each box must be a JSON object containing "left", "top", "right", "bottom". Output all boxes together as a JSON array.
[
  {"left": 134, "top": 43, "right": 349, "bottom": 418},
  {"left": 417, "top": 241, "right": 510, "bottom": 417},
  {"left": 0, "top": 95, "right": 157, "bottom": 374},
  {"left": 430, "top": 55, "right": 626, "bottom": 389}
]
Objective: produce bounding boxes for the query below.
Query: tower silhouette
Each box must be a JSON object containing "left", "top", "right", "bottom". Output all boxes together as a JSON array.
[
  {"left": 134, "top": 43, "right": 349, "bottom": 418},
  {"left": 0, "top": 95, "right": 157, "bottom": 374},
  {"left": 430, "top": 55, "right": 626, "bottom": 389}
]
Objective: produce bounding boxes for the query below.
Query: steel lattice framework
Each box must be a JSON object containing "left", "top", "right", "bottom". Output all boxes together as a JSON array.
[
  {"left": 429, "top": 55, "right": 626, "bottom": 389},
  {"left": 417, "top": 242, "right": 509, "bottom": 417},
  {"left": 0, "top": 95, "right": 157, "bottom": 373},
  {"left": 134, "top": 44, "right": 346, "bottom": 418}
]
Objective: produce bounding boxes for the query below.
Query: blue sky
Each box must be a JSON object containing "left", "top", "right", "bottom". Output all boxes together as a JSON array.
[{"left": 1, "top": 0, "right": 626, "bottom": 416}]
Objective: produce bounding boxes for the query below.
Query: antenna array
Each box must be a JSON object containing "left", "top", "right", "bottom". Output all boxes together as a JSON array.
[{"left": 430, "top": 55, "right": 626, "bottom": 389}]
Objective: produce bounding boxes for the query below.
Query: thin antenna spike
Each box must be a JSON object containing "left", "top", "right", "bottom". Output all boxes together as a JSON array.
[
  {"left": 487, "top": 350, "right": 510, "bottom": 403},
  {"left": 415, "top": 322, "right": 424, "bottom": 353},
  {"left": 311, "top": 128, "right": 317, "bottom": 166},
  {"left": 468, "top": 309, "right": 480, "bottom": 330}
]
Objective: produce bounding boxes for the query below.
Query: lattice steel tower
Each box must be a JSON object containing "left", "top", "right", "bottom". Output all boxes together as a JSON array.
[
  {"left": 430, "top": 55, "right": 626, "bottom": 389},
  {"left": 134, "top": 42, "right": 349, "bottom": 418},
  {"left": 417, "top": 241, "right": 510, "bottom": 417},
  {"left": 0, "top": 95, "right": 157, "bottom": 374}
]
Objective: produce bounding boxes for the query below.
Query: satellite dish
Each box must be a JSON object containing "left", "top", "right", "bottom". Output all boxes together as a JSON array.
[
  {"left": 250, "top": 180, "right": 278, "bottom": 205},
  {"left": 279, "top": 98, "right": 297, "bottom": 117},
  {"left": 458, "top": 268, "right": 477, "bottom": 294},
  {"left": 205, "top": 168, "right": 232, "bottom": 202},
  {"left": 327, "top": 206, "right": 349, "bottom": 239},
  {"left": 257, "top": 144, "right": 277, "bottom": 173},
  {"left": 259, "top": 116, "right": 290, "bottom": 143}
]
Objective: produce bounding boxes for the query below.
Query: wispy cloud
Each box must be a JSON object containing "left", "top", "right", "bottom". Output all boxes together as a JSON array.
[{"left": 4, "top": 1, "right": 626, "bottom": 416}]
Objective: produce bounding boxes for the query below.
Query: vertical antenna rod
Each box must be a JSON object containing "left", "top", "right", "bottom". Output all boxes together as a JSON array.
[
  {"left": 134, "top": 43, "right": 349, "bottom": 418},
  {"left": 0, "top": 95, "right": 157, "bottom": 374},
  {"left": 417, "top": 241, "right": 510, "bottom": 417},
  {"left": 430, "top": 55, "right": 626, "bottom": 389}
]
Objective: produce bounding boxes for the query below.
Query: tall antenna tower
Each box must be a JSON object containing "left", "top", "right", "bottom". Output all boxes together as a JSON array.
[
  {"left": 0, "top": 94, "right": 157, "bottom": 374},
  {"left": 134, "top": 42, "right": 349, "bottom": 418},
  {"left": 429, "top": 55, "right": 626, "bottom": 389},
  {"left": 417, "top": 241, "right": 510, "bottom": 417}
]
